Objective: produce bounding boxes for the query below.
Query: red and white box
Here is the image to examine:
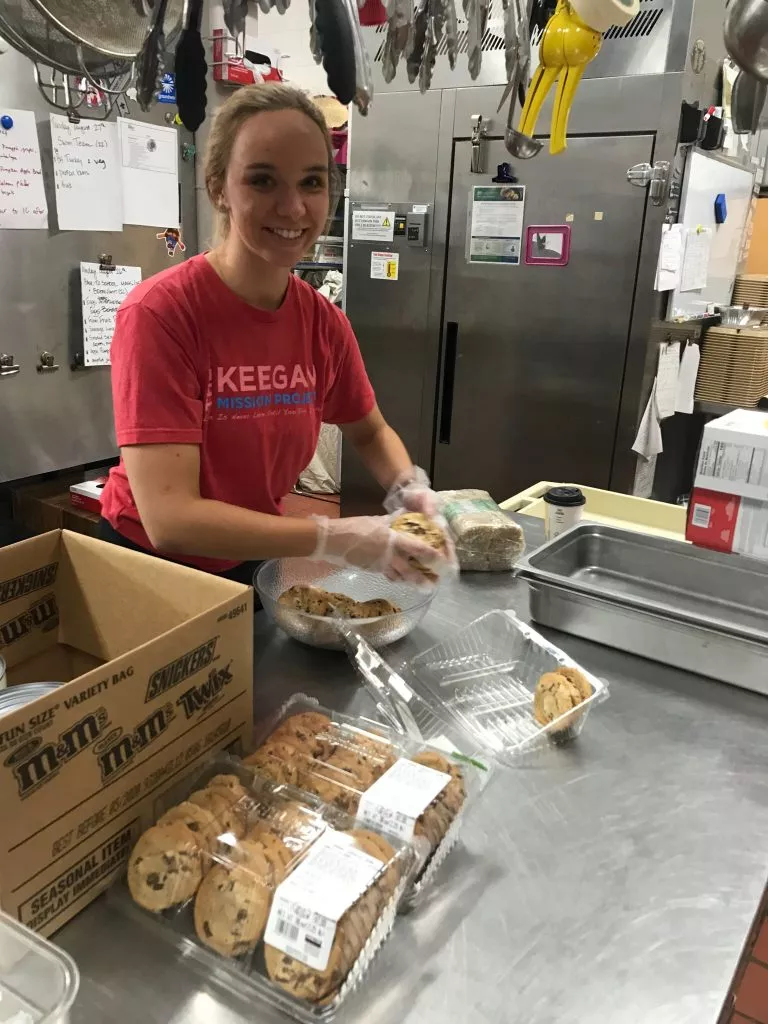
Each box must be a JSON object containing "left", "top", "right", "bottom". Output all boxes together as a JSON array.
[
  {"left": 687, "top": 409, "right": 768, "bottom": 559},
  {"left": 69, "top": 477, "right": 107, "bottom": 515},
  {"left": 686, "top": 488, "right": 768, "bottom": 559}
]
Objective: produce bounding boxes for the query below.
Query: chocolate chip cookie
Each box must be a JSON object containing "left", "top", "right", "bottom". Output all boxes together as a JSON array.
[
  {"left": 188, "top": 789, "right": 246, "bottom": 839},
  {"left": 390, "top": 512, "right": 448, "bottom": 581},
  {"left": 128, "top": 822, "right": 204, "bottom": 912},
  {"left": 533, "top": 671, "right": 587, "bottom": 729},
  {"left": 243, "top": 740, "right": 302, "bottom": 785},
  {"left": 193, "top": 839, "right": 273, "bottom": 957},
  {"left": 157, "top": 801, "right": 220, "bottom": 856}
]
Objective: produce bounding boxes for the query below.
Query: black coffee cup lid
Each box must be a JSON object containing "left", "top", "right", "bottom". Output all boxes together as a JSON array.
[{"left": 543, "top": 486, "right": 586, "bottom": 507}]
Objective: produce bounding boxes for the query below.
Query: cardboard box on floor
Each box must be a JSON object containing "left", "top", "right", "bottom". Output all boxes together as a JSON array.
[{"left": 0, "top": 530, "right": 253, "bottom": 936}]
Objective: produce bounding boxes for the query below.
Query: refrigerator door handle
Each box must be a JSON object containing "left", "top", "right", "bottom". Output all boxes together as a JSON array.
[{"left": 438, "top": 321, "right": 459, "bottom": 444}]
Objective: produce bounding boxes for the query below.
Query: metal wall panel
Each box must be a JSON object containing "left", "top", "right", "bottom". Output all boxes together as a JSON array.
[
  {"left": 0, "top": 46, "right": 198, "bottom": 483},
  {"left": 434, "top": 133, "right": 653, "bottom": 501}
]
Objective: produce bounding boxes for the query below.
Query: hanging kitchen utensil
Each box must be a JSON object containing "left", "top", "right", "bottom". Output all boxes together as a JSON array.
[
  {"left": 135, "top": 0, "right": 170, "bottom": 110},
  {"left": 407, "top": 0, "right": 429, "bottom": 83},
  {"left": 0, "top": 4, "right": 134, "bottom": 118},
  {"left": 309, "top": 0, "right": 323, "bottom": 63},
  {"left": 0, "top": 0, "right": 135, "bottom": 76},
  {"left": 223, "top": 0, "right": 249, "bottom": 40},
  {"left": 445, "top": 0, "right": 458, "bottom": 69},
  {"left": 175, "top": 0, "right": 207, "bottom": 131},
  {"left": 724, "top": 0, "right": 768, "bottom": 84},
  {"left": 380, "top": 0, "right": 412, "bottom": 82},
  {"left": 731, "top": 68, "right": 768, "bottom": 134},
  {"left": 343, "top": 0, "right": 374, "bottom": 113},
  {"left": 462, "top": 0, "right": 487, "bottom": 80},
  {"left": 518, "top": 0, "right": 638, "bottom": 155},
  {"left": 497, "top": 0, "right": 542, "bottom": 157},
  {"left": 315, "top": 0, "right": 358, "bottom": 105},
  {"left": 418, "top": 4, "right": 438, "bottom": 93},
  {"left": 28, "top": 0, "right": 184, "bottom": 61}
]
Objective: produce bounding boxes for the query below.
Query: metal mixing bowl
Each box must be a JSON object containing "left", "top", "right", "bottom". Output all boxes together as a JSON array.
[{"left": 255, "top": 558, "right": 436, "bottom": 650}]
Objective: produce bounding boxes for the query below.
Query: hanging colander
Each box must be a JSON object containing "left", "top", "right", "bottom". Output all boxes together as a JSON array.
[{"left": 27, "top": 0, "right": 184, "bottom": 61}]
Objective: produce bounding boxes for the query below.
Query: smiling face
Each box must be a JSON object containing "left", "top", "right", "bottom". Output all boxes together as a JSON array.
[{"left": 217, "top": 108, "right": 331, "bottom": 268}]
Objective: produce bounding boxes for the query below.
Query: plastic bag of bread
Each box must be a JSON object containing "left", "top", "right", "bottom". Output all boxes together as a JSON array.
[{"left": 437, "top": 489, "right": 524, "bottom": 571}]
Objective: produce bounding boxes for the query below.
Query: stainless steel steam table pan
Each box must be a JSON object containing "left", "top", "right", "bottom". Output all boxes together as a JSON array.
[{"left": 516, "top": 523, "right": 768, "bottom": 696}]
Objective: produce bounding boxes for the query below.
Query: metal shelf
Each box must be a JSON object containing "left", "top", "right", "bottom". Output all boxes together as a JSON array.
[
  {"left": 694, "top": 400, "right": 741, "bottom": 416},
  {"left": 295, "top": 260, "right": 343, "bottom": 271}
]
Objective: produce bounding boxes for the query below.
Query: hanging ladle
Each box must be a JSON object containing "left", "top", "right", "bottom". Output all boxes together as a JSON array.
[{"left": 501, "top": 0, "right": 542, "bottom": 158}]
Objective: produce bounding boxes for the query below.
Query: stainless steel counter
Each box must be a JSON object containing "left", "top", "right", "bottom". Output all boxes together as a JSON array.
[{"left": 57, "top": 520, "right": 768, "bottom": 1024}]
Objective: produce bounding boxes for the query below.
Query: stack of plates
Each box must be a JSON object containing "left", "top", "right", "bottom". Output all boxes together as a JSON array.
[
  {"left": 0, "top": 683, "right": 60, "bottom": 719},
  {"left": 695, "top": 326, "right": 768, "bottom": 407},
  {"left": 733, "top": 275, "right": 768, "bottom": 307}
]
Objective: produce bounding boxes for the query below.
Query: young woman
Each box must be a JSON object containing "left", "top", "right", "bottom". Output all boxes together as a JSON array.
[{"left": 99, "top": 84, "right": 449, "bottom": 586}]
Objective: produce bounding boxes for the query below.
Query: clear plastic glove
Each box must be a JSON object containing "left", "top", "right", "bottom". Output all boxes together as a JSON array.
[
  {"left": 383, "top": 466, "right": 439, "bottom": 517},
  {"left": 311, "top": 514, "right": 450, "bottom": 584}
]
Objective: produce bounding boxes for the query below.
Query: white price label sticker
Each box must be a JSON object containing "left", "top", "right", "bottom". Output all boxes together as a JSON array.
[
  {"left": 357, "top": 758, "right": 451, "bottom": 840},
  {"left": 264, "top": 834, "right": 383, "bottom": 971}
]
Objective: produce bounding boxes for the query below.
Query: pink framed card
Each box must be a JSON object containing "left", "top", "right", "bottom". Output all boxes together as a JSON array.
[{"left": 524, "top": 224, "right": 571, "bottom": 266}]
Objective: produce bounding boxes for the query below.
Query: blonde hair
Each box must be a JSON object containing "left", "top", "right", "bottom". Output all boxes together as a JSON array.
[{"left": 203, "top": 83, "right": 341, "bottom": 241}]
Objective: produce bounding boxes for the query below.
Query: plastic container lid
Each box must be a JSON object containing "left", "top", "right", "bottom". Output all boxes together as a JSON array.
[
  {"left": 0, "top": 910, "right": 79, "bottom": 1022},
  {"left": 342, "top": 613, "right": 608, "bottom": 765},
  {"left": 543, "top": 486, "right": 586, "bottom": 508}
]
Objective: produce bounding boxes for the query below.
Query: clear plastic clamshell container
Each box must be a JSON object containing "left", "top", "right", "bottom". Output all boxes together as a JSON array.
[
  {"left": 113, "top": 758, "right": 413, "bottom": 1023},
  {"left": 242, "top": 696, "right": 489, "bottom": 908},
  {"left": 0, "top": 911, "right": 79, "bottom": 1023},
  {"left": 406, "top": 610, "right": 609, "bottom": 763}
]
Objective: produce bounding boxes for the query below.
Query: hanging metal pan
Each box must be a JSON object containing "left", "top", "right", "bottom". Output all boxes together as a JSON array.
[
  {"left": 26, "top": 0, "right": 184, "bottom": 62},
  {"left": 0, "top": 0, "right": 133, "bottom": 76}
]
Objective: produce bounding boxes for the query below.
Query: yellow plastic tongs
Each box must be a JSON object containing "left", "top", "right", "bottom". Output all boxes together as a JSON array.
[{"left": 518, "top": 0, "right": 639, "bottom": 155}]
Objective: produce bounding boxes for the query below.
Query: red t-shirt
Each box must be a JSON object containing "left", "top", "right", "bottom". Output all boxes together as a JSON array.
[{"left": 101, "top": 254, "right": 375, "bottom": 571}]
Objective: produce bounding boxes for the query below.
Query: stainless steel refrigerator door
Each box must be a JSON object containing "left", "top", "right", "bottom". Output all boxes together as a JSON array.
[{"left": 433, "top": 134, "right": 654, "bottom": 502}]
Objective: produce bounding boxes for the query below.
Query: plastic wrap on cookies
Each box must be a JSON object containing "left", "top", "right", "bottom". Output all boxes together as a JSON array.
[{"left": 438, "top": 489, "right": 524, "bottom": 571}]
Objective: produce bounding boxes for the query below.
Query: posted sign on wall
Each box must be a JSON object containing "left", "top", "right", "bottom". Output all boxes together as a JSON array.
[{"left": 352, "top": 209, "right": 395, "bottom": 243}]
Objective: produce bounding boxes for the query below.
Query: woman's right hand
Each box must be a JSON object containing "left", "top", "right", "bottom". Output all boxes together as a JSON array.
[{"left": 311, "top": 515, "right": 449, "bottom": 584}]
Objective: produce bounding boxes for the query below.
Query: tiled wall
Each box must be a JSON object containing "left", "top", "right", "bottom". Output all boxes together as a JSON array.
[{"left": 722, "top": 889, "right": 768, "bottom": 1024}]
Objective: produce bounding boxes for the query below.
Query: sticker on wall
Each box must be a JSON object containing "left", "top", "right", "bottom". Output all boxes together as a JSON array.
[
  {"left": 352, "top": 209, "right": 395, "bottom": 242},
  {"left": 524, "top": 224, "right": 571, "bottom": 266},
  {"left": 157, "top": 72, "right": 176, "bottom": 104},
  {"left": 156, "top": 226, "right": 186, "bottom": 257},
  {"left": 468, "top": 185, "right": 526, "bottom": 265},
  {"left": 370, "top": 251, "right": 399, "bottom": 280}
]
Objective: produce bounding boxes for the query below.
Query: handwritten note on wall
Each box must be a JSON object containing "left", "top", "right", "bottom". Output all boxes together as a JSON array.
[
  {"left": 80, "top": 262, "right": 142, "bottom": 367},
  {"left": 0, "top": 109, "right": 48, "bottom": 229},
  {"left": 51, "top": 115, "right": 122, "bottom": 231}
]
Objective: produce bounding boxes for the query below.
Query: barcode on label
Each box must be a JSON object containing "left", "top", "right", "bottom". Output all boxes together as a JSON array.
[
  {"left": 692, "top": 503, "right": 711, "bottom": 528},
  {"left": 275, "top": 917, "right": 300, "bottom": 942}
]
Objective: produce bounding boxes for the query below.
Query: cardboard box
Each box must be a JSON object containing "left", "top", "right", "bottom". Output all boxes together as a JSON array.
[
  {"left": 694, "top": 408, "right": 768, "bottom": 501},
  {"left": 686, "top": 487, "right": 768, "bottom": 560},
  {"left": 0, "top": 531, "right": 253, "bottom": 936}
]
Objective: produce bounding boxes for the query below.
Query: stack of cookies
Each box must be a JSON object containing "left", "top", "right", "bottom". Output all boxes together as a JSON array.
[
  {"left": 127, "top": 763, "right": 407, "bottom": 1008},
  {"left": 127, "top": 773, "right": 253, "bottom": 914},
  {"left": 279, "top": 585, "right": 401, "bottom": 619},
  {"left": 264, "top": 827, "right": 400, "bottom": 1005},
  {"left": 244, "top": 710, "right": 466, "bottom": 861}
]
